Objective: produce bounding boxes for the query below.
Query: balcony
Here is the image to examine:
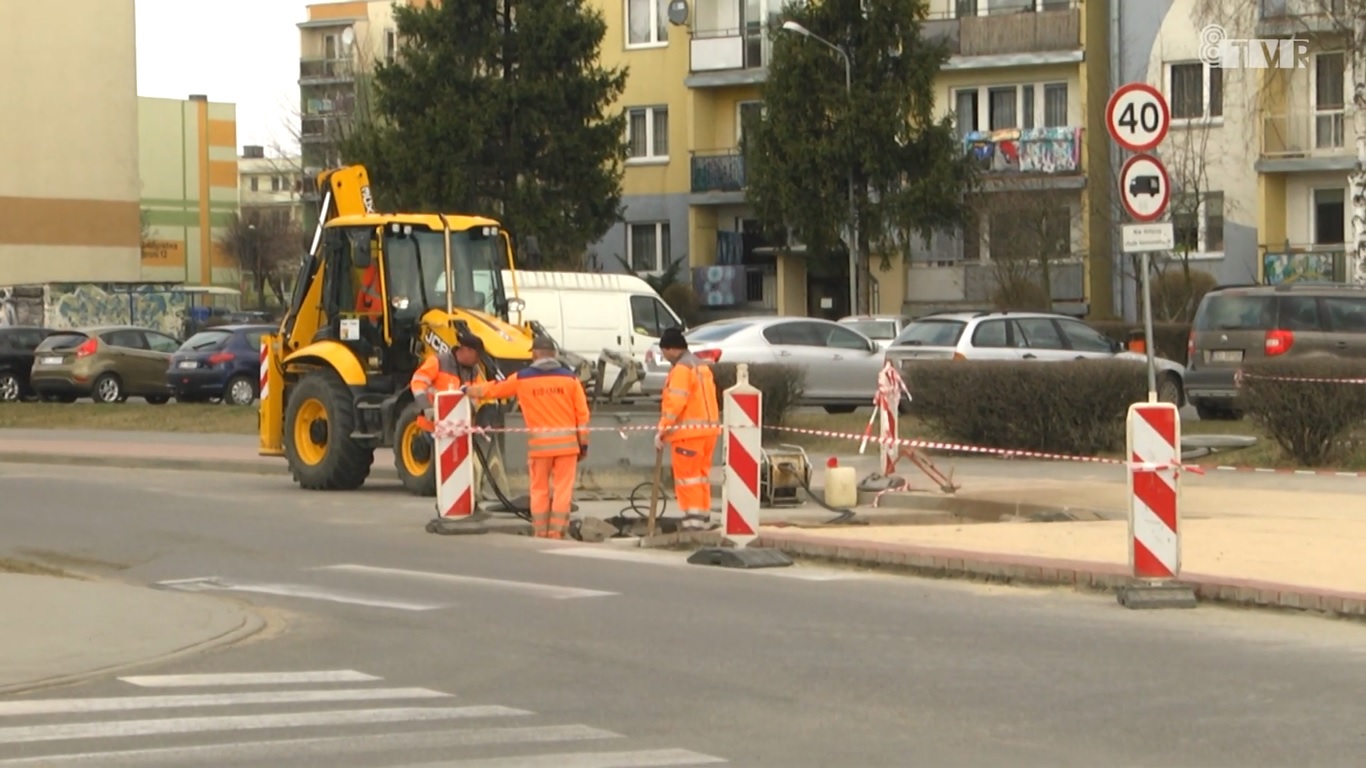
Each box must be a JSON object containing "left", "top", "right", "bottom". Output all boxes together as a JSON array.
[
  {"left": 1263, "top": 244, "right": 1346, "bottom": 283},
  {"left": 1257, "top": 0, "right": 1345, "bottom": 37},
  {"left": 961, "top": 125, "right": 1086, "bottom": 189},
  {"left": 904, "top": 259, "right": 1086, "bottom": 310},
  {"left": 687, "top": 28, "right": 768, "bottom": 87},
  {"left": 299, "top": 58, "right": 355, "bottom": 84},
  {"left": 690, "top": 150, "right": 747, "bottom": 203},
  {"left": 924, "top": 1, "right": 1081, "bottom": 65},
  {"left": 1259, "top": 110, "right": 1357, "bottom": 172},
  {"left": 300, "top": 116, "right": 348, "bottom": 144}
]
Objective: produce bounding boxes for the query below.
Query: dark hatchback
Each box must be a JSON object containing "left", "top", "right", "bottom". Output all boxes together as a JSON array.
[
  {"left": 0, "top": 326, "right": 57, "bottom": 402},
  {"left": 166, "top": 324, "right": 273, "bottom": 405}
]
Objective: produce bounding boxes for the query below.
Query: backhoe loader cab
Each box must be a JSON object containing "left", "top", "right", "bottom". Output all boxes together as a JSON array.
[{"left": 258, "top": 164, "right": 538, "bottom": 494}]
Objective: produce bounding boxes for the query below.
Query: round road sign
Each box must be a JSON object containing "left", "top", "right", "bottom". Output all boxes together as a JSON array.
[
  {"left": 1119, "top": 154, "right": 1171, "bottom": 222},
  {"left": 1106, "top": 83, "right": 1170, "bottom": 153}
]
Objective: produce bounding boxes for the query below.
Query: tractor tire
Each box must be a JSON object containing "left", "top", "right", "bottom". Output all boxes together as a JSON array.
[
  {"left": 394, "top": 401, "right": 436, "bottom": 497},
  {"left": 283, "top": 370, "right": 373, "bottom": 490}
]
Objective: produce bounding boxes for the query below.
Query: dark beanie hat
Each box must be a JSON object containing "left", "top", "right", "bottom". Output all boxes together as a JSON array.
[
  {"left": 456, "top": 333, "right": 484, "bottom": 353},
  {"left": 659, "top": 327, "right": 688, "bottom": 350}
]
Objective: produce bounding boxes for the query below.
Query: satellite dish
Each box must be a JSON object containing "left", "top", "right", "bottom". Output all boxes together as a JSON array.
[
  {"left": 667, "top": 0, "right": 689, "bottom": 26},
  {"left": 341, "top": 27, "right": 355, "bottom": 48}
]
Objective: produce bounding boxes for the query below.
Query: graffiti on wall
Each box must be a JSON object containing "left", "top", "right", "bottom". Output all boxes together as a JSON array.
[{"left": 0, "top": 283, "right": 190, "bottom": 337}]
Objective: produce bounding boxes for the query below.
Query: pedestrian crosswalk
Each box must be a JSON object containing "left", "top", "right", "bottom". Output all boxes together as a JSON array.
[{"left": 0, "top": 669, "right": 726, "bottom": 767}]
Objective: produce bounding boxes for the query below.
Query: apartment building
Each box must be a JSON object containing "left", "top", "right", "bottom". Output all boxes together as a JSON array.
[
  {"left": 297, "top": 0, "right": 413, "bottom": 223},
  {"left": 239, "top": 145, "right": 305, "bottom": 227},
  {"left": 0, "top": 0, "right": 141, "bottom": 285},
  {"left": 591, "top": 0, "right": 1115, "bottom": 318},
  {"left": 1253, "top": 0, "right": 1356, "bottom": 284},
  {"left": 138, "top": 96, "right": 241, "bottom": 286}
]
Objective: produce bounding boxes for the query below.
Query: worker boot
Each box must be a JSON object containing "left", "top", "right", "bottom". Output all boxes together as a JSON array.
[{"left": 680, "top": 513, "right": 717, "bottom": 532}]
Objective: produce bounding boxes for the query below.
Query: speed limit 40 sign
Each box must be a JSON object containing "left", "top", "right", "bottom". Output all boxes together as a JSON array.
[{"left": 1106, "top": 83, "right": 1170, "bottom": 153}]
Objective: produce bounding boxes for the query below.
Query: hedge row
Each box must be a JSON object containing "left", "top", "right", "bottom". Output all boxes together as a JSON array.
[
  {"left": 710, "top": 362, "right": 805, "bottom": 434},
  {"left": 1239, "top": 358, "right": 1366, "bottom": 466},
  {"left": 1088, "top": 320, "right": 1191, "bottom": 367}
]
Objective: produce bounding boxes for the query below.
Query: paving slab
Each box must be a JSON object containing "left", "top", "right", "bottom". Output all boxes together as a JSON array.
[{"left": 0, "top": 573, "right": 264, "bottom": 694}]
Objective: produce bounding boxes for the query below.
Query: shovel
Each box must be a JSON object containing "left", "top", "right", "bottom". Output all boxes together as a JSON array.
[{"left": 646, "top": 446, "right": 664, "bottom": 538}]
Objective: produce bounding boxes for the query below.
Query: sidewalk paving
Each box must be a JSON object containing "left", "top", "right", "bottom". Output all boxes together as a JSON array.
[{"left": 0, "top": 573, "right": 263, "bottom": 694}]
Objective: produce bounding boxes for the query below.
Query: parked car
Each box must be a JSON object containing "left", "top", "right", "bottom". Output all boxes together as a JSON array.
[
  {"left": 643, "top": 316, "right": 884, "bottom": 412},
  {"left": 166, "top": 324, "right": 274, "bottom": 405},
  {"left": 0, "top": 326, "right": 57, "bottom": 402},
  {"left": 1185, "top": 283, "right": 1366, "bottom": 420},
  {"left": 30, "top": 325, "right": 181, "bottom": 404},
  {"left": 883, "top": 310, "right": 1187, "bottom": 405},
  {"left": 837, "top": 314, "right": 913, "bottom": 351}
]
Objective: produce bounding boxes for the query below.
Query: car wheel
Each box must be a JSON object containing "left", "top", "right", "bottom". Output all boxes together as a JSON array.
[
  {"left": 145, "top": 395, "right": 170, "bottom": 405},
  {"left": 0, "top": 373, "right": 20, "bottom": 403},
  {"left": 223, "top": 375, "right": 257, "bottom": 406},
  {"left": 1157, "top": 374, "right": 1183, "bottom": 406},
  {"left": 92, "top": 373, "right": 124, "bottom": 404}
]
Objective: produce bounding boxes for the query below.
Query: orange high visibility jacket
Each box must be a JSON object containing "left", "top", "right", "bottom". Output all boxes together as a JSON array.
[
  {"left": 411, "top": 350, "right": 490, "bottom": 431},
  {"left": 659, "top": 352, "right": 720, "bottom": 443},
  {"left": 355, "top": 264, "right": 383, "bottom": 316},
  {"left": 469, "top": 359, "right": 589, "bottom": 458}
]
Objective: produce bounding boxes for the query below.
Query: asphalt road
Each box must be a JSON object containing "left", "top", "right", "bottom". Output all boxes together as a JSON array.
[{"left": 1, "top": 463, "right": 1365, "bottom": 767}]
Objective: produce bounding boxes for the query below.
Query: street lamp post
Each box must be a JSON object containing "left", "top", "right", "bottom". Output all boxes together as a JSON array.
[{"left": 781, "top": 20, "right": 858, "bottom": 316}]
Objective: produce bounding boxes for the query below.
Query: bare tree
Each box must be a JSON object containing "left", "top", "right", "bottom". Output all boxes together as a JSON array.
[
  {"left": 971, "top": 186, "right": 1077, "bottom": 311},
  {"left": 218, "top": 211, "right": 302, "bottom": 310}
]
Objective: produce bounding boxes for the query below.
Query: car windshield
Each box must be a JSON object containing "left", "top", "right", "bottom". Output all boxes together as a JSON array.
[
  {"left": 180, "top": 330, "right": 232, "bottom": 352},
  {"left": 1194, "top": 295, "right": 1275, "bottom": 331},
  {"left": 842, "top": 320, "right": 898, "bottom": 340},
  {"left": 892, "top": 319, "right": 966, "bottom": 347},
  {"left": 686, "top": 323, "right": 748, "bottom": 343},
  {"left": 393, "top": 226, "right": 507, "bottom": 318},
  {"left": 36, "top": 333, "right": 87, "bottom": 351}
]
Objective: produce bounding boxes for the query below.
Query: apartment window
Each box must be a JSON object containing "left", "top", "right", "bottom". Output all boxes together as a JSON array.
[
  {"left": 323, "top": 33, "right": 339, "bottom": 60},
  {"left": 384, "top": 29, "right": 397, "bottom": 63},
  {"left": 271, "top": 176, "right": 282, "bottom": 192},
  {"left": 737, "top": 101, "right": 765, "bottom": 144},
  {"left": 989, "top": 206, "right": 1071, "bottom": 260},
  {"left": 626, "top": 106, "right": 669, "bottom": 161},
  {"left": 1043, "top": 83, "right": 1068, "bottom": 126},
  {"left": 954, "top": 89, "right": 979, "bottom": 137},
  {"left": 1021, "top": 85, "right": 1035, "bottom": 128},
  {"left": 988, "top": 87, "right": 1017, "bottom": 130},
  {"left": 249, "top": 177, "right": 259, "bottom": 192},
  {"left": 1169, "top": 62, "right": 1223, "bottom": 120},
  {"left": 627, "top": 0, "right": 668, "bottom": 46},
  {"left": 627, "top": 222, "right": 671, "bottom": 273},
  {"left": 1173, "top": 191, "right": 1225, "bottom": 254},
  {"left": 1314, "top": 52, "right": 1346, "bottom": 149}
]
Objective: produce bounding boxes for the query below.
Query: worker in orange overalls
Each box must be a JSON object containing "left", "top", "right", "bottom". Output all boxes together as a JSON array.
[
  {"left": 654, "top": 327, "right": 720, "bottom": 531},
  {"left": 467, "top": 335, "right": 589, "bottom": 539},
  {"left": 410, "top": 333, "right": 493, "bottom": 495}
]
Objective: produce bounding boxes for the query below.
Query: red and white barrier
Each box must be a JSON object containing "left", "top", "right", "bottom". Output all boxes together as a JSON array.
[
  {"left": 722, "top": 363, "right": 762, "bottom": 547},
  {"left": 1127, "top": 401, "right": 1182, "bottom": 580},
  {"left": 434, "top": 390, "right": 475, "bottom": 519},
  {"left": 258, "top": 339, "right": 270, "bottom": 403}
]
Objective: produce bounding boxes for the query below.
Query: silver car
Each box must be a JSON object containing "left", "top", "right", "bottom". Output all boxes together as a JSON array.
[
  {"left": 883, "top": 310, "right": 1187, "bottom": 404},
  {"left": 837, "top": 314, "right": 912, "bottom": 351},
  {"left": 643, "top": 316, "right": 884, "bottom": 412}
]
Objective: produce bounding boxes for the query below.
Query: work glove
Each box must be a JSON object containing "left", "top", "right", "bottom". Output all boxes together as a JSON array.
[
  {"left": 653, "top": 431, "right": 665, "bottom": 452},
  {"left": 578, "top": 443, "right": 588, "bottom": 459},
  {"left": 423, "top": 406, "right": 436, "bottom": 422}
]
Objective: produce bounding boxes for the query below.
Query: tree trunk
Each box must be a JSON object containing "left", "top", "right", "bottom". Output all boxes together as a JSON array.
[{"left": 1352, "top": 13, "right": 1366, "bottom": 284}]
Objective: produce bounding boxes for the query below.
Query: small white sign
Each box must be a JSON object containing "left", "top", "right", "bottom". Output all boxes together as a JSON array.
[
  {"left": 1122, "top": 222, "right": 1174, "bottom": 253},
  {"left": 339, "top": 317, "right": 361, "bottom": 341},
  {"left": 820, "top": 297, "right": 833, "bottom": 309}
]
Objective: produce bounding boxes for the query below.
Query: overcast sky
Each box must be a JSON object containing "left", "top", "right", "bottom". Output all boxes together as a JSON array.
[{"left": 135, "top": 0, "right": 310, "bottom": 156}]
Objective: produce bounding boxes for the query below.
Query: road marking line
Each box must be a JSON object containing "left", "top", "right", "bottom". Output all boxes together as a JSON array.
[
  {"left": 545, "top": 547, "right": 865, "bottom": 581},
  {"left": 0, "top": 706, "right": 530, "bottom": 745},
  {"left": 314, "top": 564, "right": 619, "bottom": 599},
  {"left": 0, "top": 725, "right": 622, "bottom": 766},
  {"left": 118, "top": 670, "right": 381, "bottom": 687},
  {"left": 153, "top": 577, "right": 446, "bottom": 611},
  {"left": 0, "top": 687, "right": 450, "bottom": 716},
  {"left": 392, "top": 748, "right": 728, "bottom": 767}
]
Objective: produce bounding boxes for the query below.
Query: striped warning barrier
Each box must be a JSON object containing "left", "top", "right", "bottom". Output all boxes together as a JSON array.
[
  {"left": 722, "top": 363, "right": 762, "bottom": 548},
  {"left": 1127, "top": 401, "right": 1182, "bottom": 580},
  {"left": 434, "top": 390, "right": 474, "bottom": 519},
  {"left": 258, "top": 338, "right": 269, "bottom": 403}
]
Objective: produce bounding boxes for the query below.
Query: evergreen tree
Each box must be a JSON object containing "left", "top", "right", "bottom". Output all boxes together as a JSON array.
[
  {"left": 343, "top": 0, "right": 629, "bottom": 267},
  {"left": 746, "top": 0, "right": 977, "bottom": 311}
]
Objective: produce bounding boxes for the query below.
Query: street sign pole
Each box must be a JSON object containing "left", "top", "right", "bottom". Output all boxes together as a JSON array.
[{"left": 1140, "top": 251, "right": 1157, "bottom": 402}]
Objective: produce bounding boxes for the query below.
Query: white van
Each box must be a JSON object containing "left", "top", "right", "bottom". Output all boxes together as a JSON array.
[{"left": 503, "top": 271, "right": 683, "bottom": 391}]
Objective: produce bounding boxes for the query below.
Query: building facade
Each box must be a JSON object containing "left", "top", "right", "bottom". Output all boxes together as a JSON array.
[
  {"left": 138, "top": 96, "right": 241, "bottom": 286},
  {"left": 0, "top": 0, "right": 141, "bottom": 285},
  {"left": 240, "top": 145, "right": 305, "bottom": 227}
]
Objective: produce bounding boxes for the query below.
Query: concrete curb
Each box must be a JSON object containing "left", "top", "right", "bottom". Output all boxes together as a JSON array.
[
  {"left": 0, "top": 595, "right": 267, "bottom": 696},
  {"left": 860, "top": 491, "right": 1112, "bottom": 523},
  {"left": 755, "top": 530, "right": 1366, "bottom": 620}
]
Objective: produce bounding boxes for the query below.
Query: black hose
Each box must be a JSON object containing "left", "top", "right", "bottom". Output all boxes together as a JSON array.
[
  {"left": 777, "top": 461, "right": 859, "bottom": 525},
  {"left": 470, "top": 437, "right": 531, "bottom": 522}
]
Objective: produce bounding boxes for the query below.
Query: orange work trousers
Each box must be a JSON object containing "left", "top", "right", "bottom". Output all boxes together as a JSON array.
[
  {"left": 670, "top": 437, "right": 716, "bottom": 520},
  {"left": 528, "top": 454, "right": 578, "bottom": 539}
]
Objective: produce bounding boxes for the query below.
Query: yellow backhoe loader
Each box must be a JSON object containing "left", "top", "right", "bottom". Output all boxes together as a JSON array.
[{"left": 258, "top": 165, "right": 553, "bottom": 495}]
